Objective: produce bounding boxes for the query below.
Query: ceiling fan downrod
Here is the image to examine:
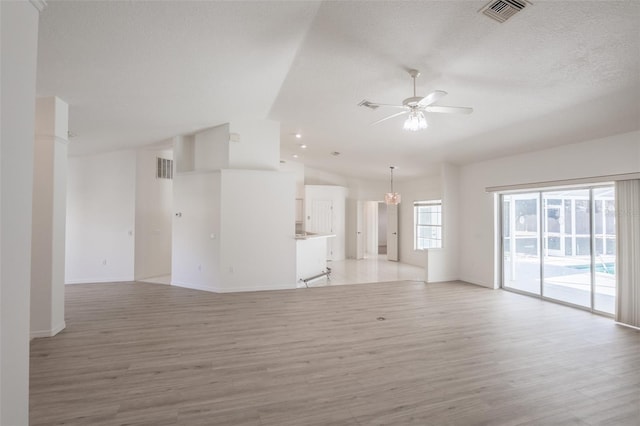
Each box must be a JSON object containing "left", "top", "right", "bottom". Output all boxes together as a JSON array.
[{"left": 409, "top": 69, "right": 421, "bottom": 98}]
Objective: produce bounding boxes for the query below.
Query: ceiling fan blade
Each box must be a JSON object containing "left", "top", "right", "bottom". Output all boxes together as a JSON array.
[
  {"left": 417, "top": 90, "right": 448, "bottom": 107},
  {"left": 424, "top": 105, "right": 473, "bottom": 114},
  {"left": 358, "top": 100, "right": 405, "bottom": 110},
  {"left": 371, "top": 111, "right": 408, "bottom": 125},
  {"left": 372, "top": 103, "right": 408, "bottom": 109}
]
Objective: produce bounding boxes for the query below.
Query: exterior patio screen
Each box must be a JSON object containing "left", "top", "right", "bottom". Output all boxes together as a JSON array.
[{"left": 501, "top": 186, "right": 616, "bottom": 314}]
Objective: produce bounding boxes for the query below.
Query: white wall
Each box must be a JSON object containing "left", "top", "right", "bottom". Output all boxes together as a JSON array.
[
  {"left": 459, "top": 131, "right": 640, "bottom": 288},
  {"left": 178, "top": 120, "right": 280, "bottom": 173},
  {"left": 218, "top": 169, "right": 296, "bottom": 291},
  {"left": 171, "top": 171, "right": 221, "bottom": 291},
  {"left": 66, "top": 151, "right": 136, "bottom": 283},
  {"left": 173, "top": 134, "right": 195, "bottom": 173},
  {"left": 194, "top": 124, "right": 229, "bottom": 171},
  {"left": 171, "top": 169, "right": 296, "bottom": 293},
  {"left": 305, "top": 167, "right": 349, "bottom": 187},
  {"left": 395, "top": 174, "right": 441, "bottom": 268},
  {"left": 134, "top": 148, "right": 173, "bottom": 280},
  {"left": 172, "top": 118, "right": 295, "bottom": 293},
  {"left": 346, "top": 177, "right": 387, "bottom": 201},
  {"left": 427, "top": 164, "right": 460, "bottom": 283},
  {"left": 173, "top": 125, "right": 230, "bottom": 173},
  {"left": 0, "top": 1, "right": 40, "bottom": 423},
  {"left": 229, "top": 119, "right": 280, "bottom": 170},
  {"left": 279, "top": 160, "right": 305, "bottom": 198}
]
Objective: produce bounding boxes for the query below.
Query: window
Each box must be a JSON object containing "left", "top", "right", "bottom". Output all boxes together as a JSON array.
[{"left": 414, "top": 200, "right": 442, "bottom": 250}]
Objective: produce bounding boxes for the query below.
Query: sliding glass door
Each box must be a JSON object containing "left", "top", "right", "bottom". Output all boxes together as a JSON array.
[
  {"left": 542, "top": 189, "right": 591, "bottom": 308},
  {"left": 502, "top": 193, "right": 541, "bottom": 295},
  {"left": 501, "top": 186, "right": 616, "bottom": 315}
]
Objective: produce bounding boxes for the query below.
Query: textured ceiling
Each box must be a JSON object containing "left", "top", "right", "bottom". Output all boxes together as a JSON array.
[{"left": 37, "top": 1, "right": 640, "bottom": 181}]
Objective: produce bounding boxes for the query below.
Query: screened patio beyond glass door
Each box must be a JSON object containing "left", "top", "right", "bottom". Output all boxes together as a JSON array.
[
  {"left": 501, "top": 186, "right": 616, "bottom": 314},
  {"left": 502, "top": 193, "right": 541, "bottom": 295},
  {"left": 542, "top": 189, "right": 591, "bottom": 308}
]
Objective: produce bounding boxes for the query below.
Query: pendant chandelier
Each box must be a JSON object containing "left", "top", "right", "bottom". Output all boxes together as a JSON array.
[{"left": 384, "top": 166, "right": 401, "bottom": 205}]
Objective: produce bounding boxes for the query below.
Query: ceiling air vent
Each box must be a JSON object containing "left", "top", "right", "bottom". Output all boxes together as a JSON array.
[{"left": 480, "top": 0, "right": 530, "bottom": 23}]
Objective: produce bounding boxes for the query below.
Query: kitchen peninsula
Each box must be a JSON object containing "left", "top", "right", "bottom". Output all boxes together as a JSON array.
[{"left": 295, "top": 232, "right": 335, "bottom": 286}]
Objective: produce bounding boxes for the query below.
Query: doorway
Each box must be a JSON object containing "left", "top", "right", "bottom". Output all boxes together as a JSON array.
[
  {"left": 355, "top": 201, "right": 398, "bottom": 262},
  {"left": 378, "top": 202, "right": 387, "bottom": 254}
]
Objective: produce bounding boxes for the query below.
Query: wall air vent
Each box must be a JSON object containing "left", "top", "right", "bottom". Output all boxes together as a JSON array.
[
  {"left": 156, "top": 157, "right": 173, "bottom": 180},
  {"left": 480, "top": 0, "right": 530, "bottom": 23}
]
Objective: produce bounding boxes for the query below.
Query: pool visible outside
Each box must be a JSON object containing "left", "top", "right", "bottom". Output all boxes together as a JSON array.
[{"left": 569, "top": 262, "right": 615, "bottom": 275}]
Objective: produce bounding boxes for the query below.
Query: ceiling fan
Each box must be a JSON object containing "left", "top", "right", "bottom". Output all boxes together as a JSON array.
[{"left": 358, "top": 69, "right": 473, "bottom": 131}]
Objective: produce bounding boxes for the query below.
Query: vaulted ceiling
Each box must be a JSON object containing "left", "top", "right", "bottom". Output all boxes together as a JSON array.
[{"left": 37, "top": 1, "right": 640, "bottom": 181}]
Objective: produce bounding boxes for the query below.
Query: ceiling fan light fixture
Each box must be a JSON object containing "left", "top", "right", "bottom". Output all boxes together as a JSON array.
[{"left": 403, "top": 110, "right": 428, "bottom": 131}]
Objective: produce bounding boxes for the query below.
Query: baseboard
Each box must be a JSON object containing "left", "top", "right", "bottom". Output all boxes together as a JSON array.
[
  {"left": 171, "top": 281, "right": 221, "bottom": 293},
  {"left": 457, "top": 276, "right": 494, "bottom": 289},
  {"left": 616, "top": 322, "right": 640, "bottom": 331},
  {"left": 137, "top": 280, "right": 170, "bottom": 286},
  {"left": 215, "top": 283, "right": 296, "bottom": 293},
  {"left": 31, "top": 321, "right": 66, "bottom": 339},
  {"left": 171, "top": 280, "right": 296, "bottom": 294},
  {"left": 65, "top": 276, "right": 134, "bottom": 285}
]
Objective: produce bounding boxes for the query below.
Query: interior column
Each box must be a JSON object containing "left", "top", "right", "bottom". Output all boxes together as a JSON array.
[
  {"left": 0, "top": 1, "right": 44, "bottom": 423},
  {"left": 31, "top": 97, "right": 69, "bottom": 338}
]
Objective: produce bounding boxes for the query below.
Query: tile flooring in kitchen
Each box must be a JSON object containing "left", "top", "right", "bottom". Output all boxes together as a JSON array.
[{"left": 140, "top": 255, "right": 425, "bottom": 288}]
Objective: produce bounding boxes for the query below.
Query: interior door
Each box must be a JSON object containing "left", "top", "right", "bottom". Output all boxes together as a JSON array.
[
  {"left": 387, "top": 204, "right": 398, "bottom": 261},
  {"left": 356, "top": 201, "right": 364, "bottom": 259},
  {"left": 309, "top": 199, "right": 333, "bottom": 259}
]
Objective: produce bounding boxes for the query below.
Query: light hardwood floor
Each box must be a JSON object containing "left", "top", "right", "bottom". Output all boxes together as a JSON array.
[{"left": 30, "top": 281, "right": 639, "bottom": 425}]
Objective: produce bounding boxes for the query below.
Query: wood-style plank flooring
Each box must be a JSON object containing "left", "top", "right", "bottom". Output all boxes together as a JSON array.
[{"left": 30, "top": 281, "right": 640, "bottom": 425}]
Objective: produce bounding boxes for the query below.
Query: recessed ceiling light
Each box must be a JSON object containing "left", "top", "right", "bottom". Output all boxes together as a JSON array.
[
  {"left": 295, "top": 133, "right": 302, "bottom": 139},
  {"left": 299, "top": 144, "right": 307, "bottom": 149},
  {"left": 292, "top": 154, "right": 299, "bottom": 158}
]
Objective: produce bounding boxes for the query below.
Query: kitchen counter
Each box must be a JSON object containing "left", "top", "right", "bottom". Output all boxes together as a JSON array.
[{"left": 295, "top": 232, "right": 336, "bottom": 240}]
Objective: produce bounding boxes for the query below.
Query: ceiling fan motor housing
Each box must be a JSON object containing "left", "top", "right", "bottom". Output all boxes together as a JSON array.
[{"left": 403, "top": 96, "right": 423, "bottom": 107}]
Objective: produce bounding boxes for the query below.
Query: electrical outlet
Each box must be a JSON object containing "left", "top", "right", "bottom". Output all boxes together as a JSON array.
[{"left": 102, "top": 259, "right": 107, "bottom": 266}]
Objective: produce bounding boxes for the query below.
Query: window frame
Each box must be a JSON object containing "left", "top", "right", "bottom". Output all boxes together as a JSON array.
[{"left": 414, "top": 199, "right": 443, "bottom": 251}]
